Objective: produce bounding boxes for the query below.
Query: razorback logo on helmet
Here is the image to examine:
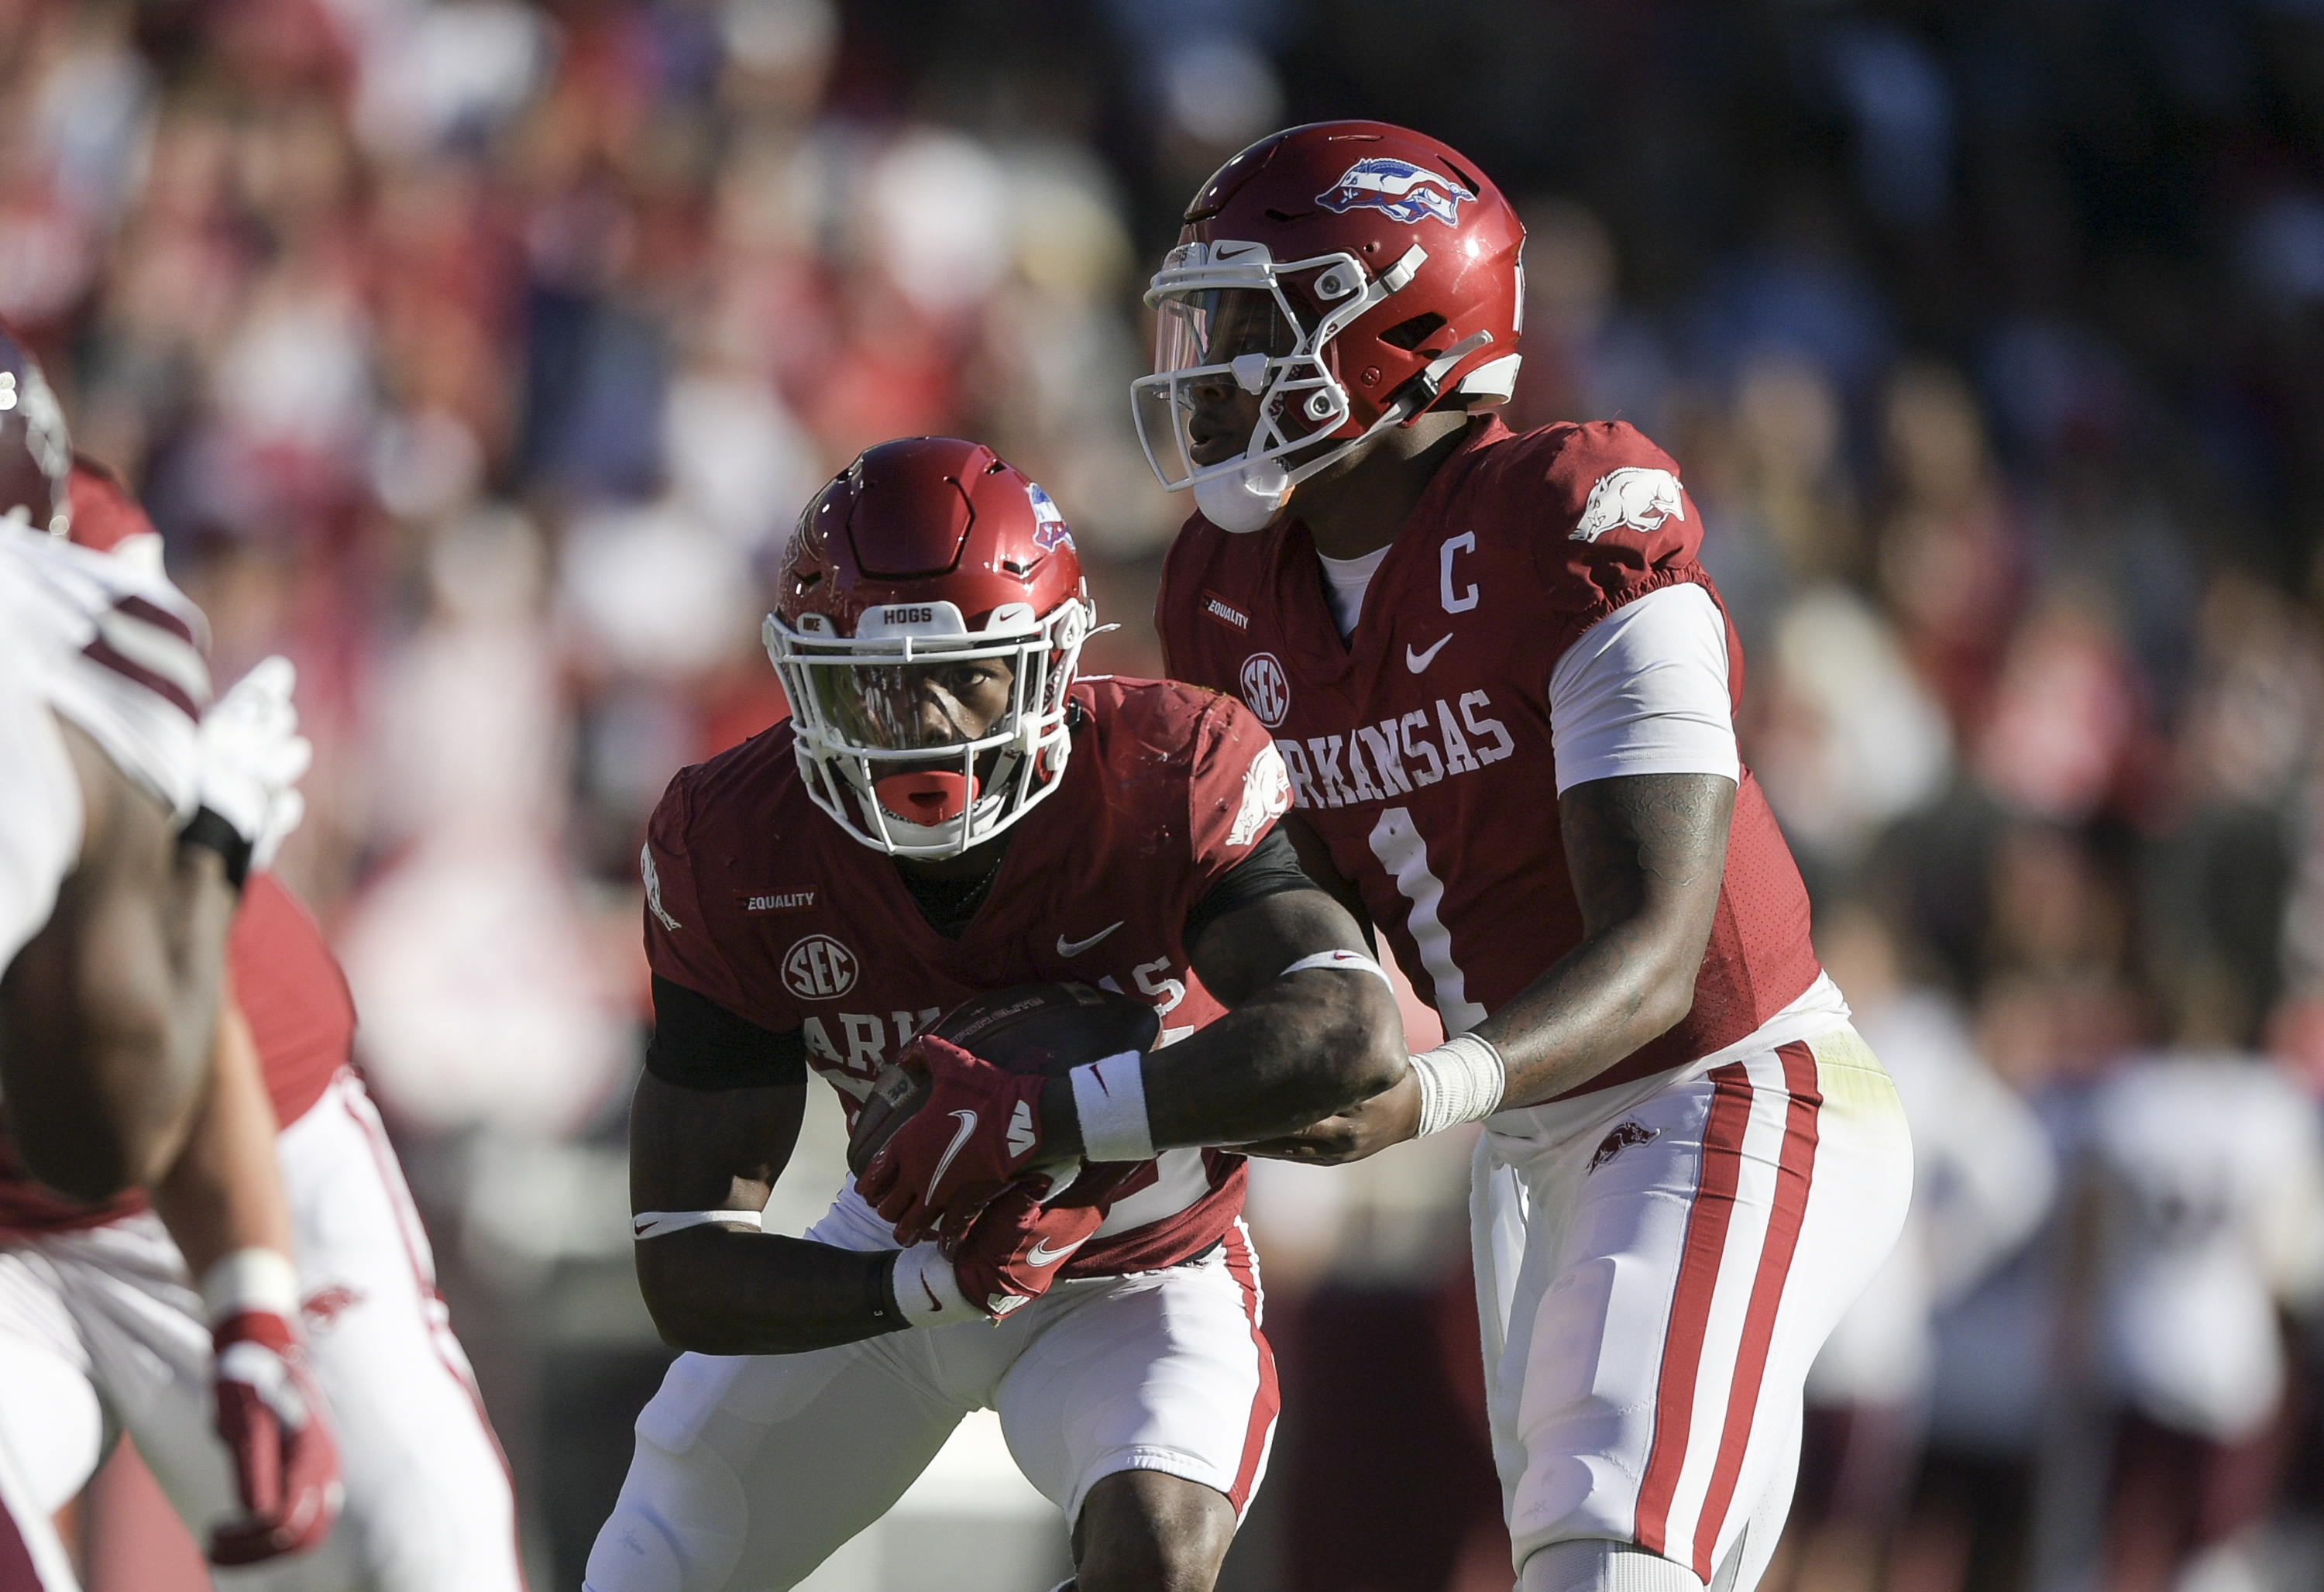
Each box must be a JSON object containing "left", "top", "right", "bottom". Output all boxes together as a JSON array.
[
  {"left": 1315, "top": 158, "right": 1476, "bottom": 228},
  {"left": 1026, "top": 483, "right": 1074, "bottom": 554},
  {"left": 1239, "top": 652, "right": 1291, "bottom": 727},
  {"left": 1572, "top": 467, "right": 1686, "bottom": 544},
  {"left": 1226, "top": 742, "right": 1293, "bottom": 848},
  {"left": 782, "top": 934, "right": 858, "bottom": 1000}
]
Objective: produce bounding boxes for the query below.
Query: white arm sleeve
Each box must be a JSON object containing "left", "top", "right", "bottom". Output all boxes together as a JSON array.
[{"left": 1547, "top": 583, "right": 1740, "bottom": 796}]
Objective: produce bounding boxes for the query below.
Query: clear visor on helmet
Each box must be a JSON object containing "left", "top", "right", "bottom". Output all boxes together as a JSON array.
[
  {"left": 765, "top": 599, "right": 1092, "bottom": 858},
  {"left": 1131, "top": 242, "right": 1385, "bottom": 497},
  {"left": 797, "top": 653, "right": 1022, "bottom": 755}
]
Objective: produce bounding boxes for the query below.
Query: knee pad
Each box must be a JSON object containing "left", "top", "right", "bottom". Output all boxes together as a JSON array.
[
  {"left": 1520, "top": 1539, "right": 1709, "bottom": 1592},
  {"left": 586, "top": 1505, "right": 685, "bottom": 1592}
]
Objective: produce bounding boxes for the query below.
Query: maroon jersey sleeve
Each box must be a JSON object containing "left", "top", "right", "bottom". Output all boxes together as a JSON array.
[
  {"left": 1184, "top": 691, "right": 1295, "bottom": 884},
  {"left": 1505, "top": 421, "right": 1715, "bottom": 665},
  {"left": 642, "top": 767, "right": 801, "bottom": 1035}
]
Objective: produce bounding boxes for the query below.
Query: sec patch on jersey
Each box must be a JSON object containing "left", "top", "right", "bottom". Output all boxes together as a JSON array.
[{"left": 845, "top": 982, "right": 1161, "bottom": 1178}]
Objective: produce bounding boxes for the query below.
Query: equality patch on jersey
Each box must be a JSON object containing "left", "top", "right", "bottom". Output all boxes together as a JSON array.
[
  {"left": 738, "top": 888, "right": 817, "bottom": 914},
  {"left": 1239, "top": 652, "right": 1291, "bottom": 728},
  {"left": 1315, "top": 158, "right": 1476, "bottom": 228},
  {"left": 782, "top": 933, "right": 858, "bottom": 1000},
  {"left": 1200, "top": 589, "right": 1250, "bottom": 633},
  {"left": 1572, "top": 466, "right": 1686, "bottom": 543},
  {"left": 1026, "top": 482, "right": 1074, "bottom": 553},
  {"left": 1226, "top": 741, "right": 1294, "bottom": 848}
]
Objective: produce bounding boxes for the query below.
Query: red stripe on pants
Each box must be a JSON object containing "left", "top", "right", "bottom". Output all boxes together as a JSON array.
[
  {"left": 1220, "top": 1221, "right": 1281, "bottom": 1515},
  {"left": 1688, "top": 1040, "right": 1823, "bottom": 1578},
  {"left": 1634, "top": 1061, "right": 1756, "bottom": 1557}
]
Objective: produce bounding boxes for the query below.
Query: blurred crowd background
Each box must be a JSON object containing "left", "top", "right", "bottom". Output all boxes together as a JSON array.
[{"left": 11, "top": 0, "right": 2324, "bottom": 1588}]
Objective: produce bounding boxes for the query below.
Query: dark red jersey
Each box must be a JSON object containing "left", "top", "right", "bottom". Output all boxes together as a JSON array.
[
  {"left": 642, "top": 675, "right": 1294, "bottom": 1275},
  {"left": 230, "top": 873, "right": 357, "bottom": 1130},
  {"left": 0, "top": 873, "right": 354, "bottom": 1237},
  {"left": 1157, "top": 418, "right": 1820, "bottom": 1096}
]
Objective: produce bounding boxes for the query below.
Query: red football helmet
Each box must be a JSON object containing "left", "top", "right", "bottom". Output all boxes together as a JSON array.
[
  {"left": 1133, "top": 120, "right": 1525, "bottom": 531},
  {"left": 765, "top": 437, "right": 1095, "bottom": 858},
  {"left": 0, "top": 324, "right": 71, "bottom": 538}
]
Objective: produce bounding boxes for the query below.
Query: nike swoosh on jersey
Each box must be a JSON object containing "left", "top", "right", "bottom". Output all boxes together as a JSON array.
[
  {"left": 1406, "top": 634, "right": 1452, "bottom": 672},
  {"left": 1057, "top": 922, "right": 1124, "bottom": 958},
  {"left": 927, "top": 1110, "right": 979, "bottom": 1198},
  {"left": 1026, "top": 1234, "right": 1088, "bottom": 1267}
]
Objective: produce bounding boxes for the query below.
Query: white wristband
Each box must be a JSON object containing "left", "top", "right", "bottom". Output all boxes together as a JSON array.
[
  {"left": 891, "top": 1244, "right": 971, "bottom": 1326},
  {"left": 1278, "top": 948, "right": 1397, "bottom": 991},
  {"left": 1408, "top": 1033, "right": 1507, "bottom": 1137},
  {"left": 1070, "top": 1050, "right": 1154, "bottom": 1163},
  {"left": 630, "top": 1210, "right": 765, "bottom": 1240},
  {"left": 198, "top": 1247, "right": 301, "bottom": 1327}
]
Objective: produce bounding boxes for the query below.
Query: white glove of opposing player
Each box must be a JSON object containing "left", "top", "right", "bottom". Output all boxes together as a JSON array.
[{"left": 198, "top": 657, "right": 311, "bottom": 873}]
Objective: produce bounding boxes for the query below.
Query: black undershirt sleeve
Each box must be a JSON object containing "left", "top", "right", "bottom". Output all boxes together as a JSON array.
[
  {"left": 1181, "top": 824, "right": 1323, "bottom": 950},
  {"left": 646, "top": 975, "right": 810, "bottom": 1091}
]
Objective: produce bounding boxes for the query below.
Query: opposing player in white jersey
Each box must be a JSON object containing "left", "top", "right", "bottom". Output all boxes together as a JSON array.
[
  {"left": 0, "top": 328, "right": 314, "bottom": 1587},
  {"left": 0, "top": 374, "right": 522, "bottom": 1589},
  {"left": 1136, "top": 123, "right": 1913, "bottom": 1592}
]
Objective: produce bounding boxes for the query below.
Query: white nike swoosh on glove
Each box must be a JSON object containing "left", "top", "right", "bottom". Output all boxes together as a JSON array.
[
  {"left": 1027, "top": 1235, "right": 1088, "bottom": 1266},
  {"left": 927, "top": 1110, "right": 979, "bottom": 1198}
]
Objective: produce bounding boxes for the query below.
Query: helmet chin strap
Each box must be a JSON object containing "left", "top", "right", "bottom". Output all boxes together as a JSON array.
[
  {"left": 1196, "top": 328, "right": 1501, "bottom": 535},
  {"left": 1192, "top": 457, "right": 1290, "bottom": 534}
]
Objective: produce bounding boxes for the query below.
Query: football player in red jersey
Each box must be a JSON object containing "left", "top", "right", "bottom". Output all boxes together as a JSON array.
[
  {"left": 585, "top": 436, "right": 1406, "bottom": 1592},
  {"left": 1138, "top": 124, "right": 1915, "bottom": 1592}
]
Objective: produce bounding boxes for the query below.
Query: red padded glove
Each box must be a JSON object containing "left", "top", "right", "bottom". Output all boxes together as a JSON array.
[
  {"left": 208, "top": 1308, "right": 342, "bottom": 1565},
  {"left": 941, "top": 1185, "right": 1106, "bottom": 1319},
  {"left": 858, "top": 1035, "right": 1060, "bottom": 1243}
]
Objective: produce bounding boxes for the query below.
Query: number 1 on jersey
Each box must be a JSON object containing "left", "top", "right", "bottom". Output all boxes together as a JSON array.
[{"left": 1367, "top": 806, "right": 1486, "bottom": 1033}]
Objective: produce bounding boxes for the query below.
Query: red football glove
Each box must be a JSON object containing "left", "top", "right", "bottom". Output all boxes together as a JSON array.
[
  {"left": 208, "top": 1309, "right": 342, "bottom": 1565},
  {"left": 941, "top": 1184, "right": 1107, "bottom": 1319},
  {"left": 858, "top": 1035, "right": 1061, "bottom": 1243}
]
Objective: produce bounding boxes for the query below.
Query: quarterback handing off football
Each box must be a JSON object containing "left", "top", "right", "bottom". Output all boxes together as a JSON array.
[{"left": 845, "top": 982, "right": 1162, "bottom": 1182}]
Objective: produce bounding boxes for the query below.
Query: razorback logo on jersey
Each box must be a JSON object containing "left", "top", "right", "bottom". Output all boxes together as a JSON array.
[
  {"left": 1226, "top": 742, "right": 1293, "bottom": 848},
  {"left": 1272, "top": 689, "right": 1516, "bottom": 811},
  {"left": 1572, "top": 467, "right": 1685, "bottom": 544},
  {"left": 642, "top": 846, "right": 681, "bottom": 931},
  {"left": 1315, "top": 158, "right": 1475, "bottom": 228}
]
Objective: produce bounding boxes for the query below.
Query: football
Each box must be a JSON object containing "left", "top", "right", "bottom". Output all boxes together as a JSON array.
[{"left": 844, "top": 982, "right": 1161, "bottom": 1179}]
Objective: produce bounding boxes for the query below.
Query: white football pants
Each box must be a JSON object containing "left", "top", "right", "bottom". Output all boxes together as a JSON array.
[
  {"left": 585, "top": 1219, "right": 1277, "bottom": 1592},
  {"left": 1475, "top": 1019, "right": 1912, "bottom": 1587},
  {"left": 0, "top": 1069, "right": 522, "bottom": 1592}
]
